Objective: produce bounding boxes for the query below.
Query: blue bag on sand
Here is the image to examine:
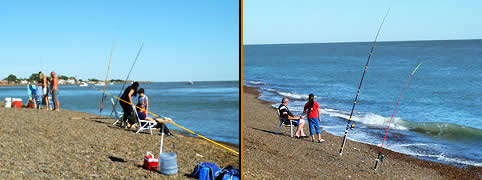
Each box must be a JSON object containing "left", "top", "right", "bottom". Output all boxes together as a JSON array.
[
  {"left": 190, "top": 162, "right": 221, "bottom": 180},
  {"left": 216, "top": 165, "right": 241, "bottom": 180},
  {"left": 215, "top": 166, "right": 240, "bottom": 180}
]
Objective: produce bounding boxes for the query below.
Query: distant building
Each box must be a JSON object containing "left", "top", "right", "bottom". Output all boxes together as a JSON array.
[
  {"left": 19, "top": 80, "right": 28, "bottom": 84},
  {"left": 0, "top": 80, "right": 8, "bottom": 84},
  {"left": 59, "top": 79, "right": 76, "bottom": 84}
]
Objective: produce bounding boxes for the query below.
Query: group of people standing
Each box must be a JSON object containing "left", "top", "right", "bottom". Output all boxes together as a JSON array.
[
  {"left": 278, "top": 94, "right": 324, "bottom": 143},
  {"left": 119, "top": 82, "right": 174, "bottom": 135},
  {"left": 38, "top": 71, "right": 60, "bottom": 111}
]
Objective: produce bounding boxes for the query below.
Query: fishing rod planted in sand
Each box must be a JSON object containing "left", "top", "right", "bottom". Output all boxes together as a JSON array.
[
  {"left": 100, "top": 33, "right": 117, "bottom": 113},
  {"left": 90, "top": 85, "right": 240, "bottom": 156},
  {"left": 374, "top": 62, "right": 422, "bottom": 171},
  {"left": 339, "top": 9, "right": 390, "bottom": 157},
  {"left": 110, "top": 42, "right": 144, "bottom": 116}
]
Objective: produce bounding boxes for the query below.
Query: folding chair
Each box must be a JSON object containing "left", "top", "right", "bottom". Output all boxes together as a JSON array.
[
  {"left": 111, "top": 98, "right": 125, "bottom": 128},
  {"left": 132, "top": 105, "right": 157, "bottom": 135},
  {"left": 275, "top": 109, "right": 297, "bottom": 137}
]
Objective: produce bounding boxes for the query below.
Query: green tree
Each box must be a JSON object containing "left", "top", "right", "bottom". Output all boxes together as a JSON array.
[
  {"left": 29, "top": 73, "right": 41, "bottom": 82},
  {"left": 58, "top": 75, "right": 69, "bottom": 80},
  {"left": 88, "top": 78, "right": 99, "bottom": 82},
  {"left": 4, "top": 74, "right": 17, "bottom": 82}
]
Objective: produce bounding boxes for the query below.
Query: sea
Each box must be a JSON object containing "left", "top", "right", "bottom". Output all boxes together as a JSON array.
[
  {"left": 244, "top": 39, "right": 482, "bottom": 167},
  {"left": 0, "top": 81, "right": 239, "bottom": 145}
]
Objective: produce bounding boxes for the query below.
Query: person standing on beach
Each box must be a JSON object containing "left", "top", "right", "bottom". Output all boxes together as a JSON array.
[
  {"left": 39, "top": 72, "right": 50, "bottom": 110},
  {"left": 303, "top": 94, "right": 324, "bottom": 143},
  {"left": 50, "top": 72, "right": 59, "bottom": 111},
  {"left": 120, "top": 82, "right": 139, "bottom": 128},
  {"left": 279, "top": 97, "right": 307, "bottom": 138}
]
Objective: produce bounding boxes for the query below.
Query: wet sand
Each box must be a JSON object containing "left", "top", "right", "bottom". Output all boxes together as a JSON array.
[
  {"left": 0, "top": 106, "right": 239, "bottom": 179},
  {"left": 243, "top": 85, "right": 480, "bottom": 179}
]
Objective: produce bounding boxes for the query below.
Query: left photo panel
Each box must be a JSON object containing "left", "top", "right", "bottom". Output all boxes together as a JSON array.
[{"left": 0, "top": 1, "right": 240, "bottom": 179}]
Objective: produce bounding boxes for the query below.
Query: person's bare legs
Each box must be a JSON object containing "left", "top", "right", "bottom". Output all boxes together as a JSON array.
[
  {"left": 55, "top": 102, "right": 59, "bottom": 111},
  {"left": 44, "top": 95, "right": 49, "bottom": 110},
  {"left": 295, "top": 119, "right": 306, "bottom": 137}
]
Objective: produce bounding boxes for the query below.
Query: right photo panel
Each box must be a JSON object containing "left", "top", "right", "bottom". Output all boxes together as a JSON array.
[{"left": 242, "top": 1, "right": 482, "bottom": 179}]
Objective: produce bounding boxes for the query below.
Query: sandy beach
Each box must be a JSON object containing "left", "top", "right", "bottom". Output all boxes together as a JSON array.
[
  {"left": 242, "top": 85, "right": 480, "bottom": 179},
  {"left": 0, "top": 105, "right": 239, "bottom": 179}
]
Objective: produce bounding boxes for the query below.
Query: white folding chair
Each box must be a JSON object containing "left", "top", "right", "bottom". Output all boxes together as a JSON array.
[
  {"left": 132, "top": 105, "right": 157, "bottom": 135},
  {"left": 275, "top": 109, "right": 297, "bottom": 137},
  {"left": 111, "top": 98, "right": 125, "bottom": 128}
]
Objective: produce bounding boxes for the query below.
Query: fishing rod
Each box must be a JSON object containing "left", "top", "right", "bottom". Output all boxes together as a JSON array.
[
  {"left": 339, "top": 9, "right": 390, "bottom": 157},
  {"left": 374, "top": 62, "right": 422, "bottom": 171},
  {"left": 110, "top": 42, "right": 144, "bottom": 116},
  {"left": 100, "top": 33, "right": 117, "bottom": 113},
  {"left": 90, "top": 85, "right": 240, "bottom": 156}
]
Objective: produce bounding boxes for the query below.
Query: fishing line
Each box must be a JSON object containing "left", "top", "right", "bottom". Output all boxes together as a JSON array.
[
  {"left": 374, "top": 62, "right": 422, "bottom": 171},
  {"left": 91, "top": 85, "right": 239, "bottom": 156},
  {"left": 100, "top": 33, "right": 117, "bottom": 113},
  {"left": 339, "top": 8, "right": 390, "bottom": 157},
  {"left": 110, "top": 42, "right": 144, "bottom": 116}
]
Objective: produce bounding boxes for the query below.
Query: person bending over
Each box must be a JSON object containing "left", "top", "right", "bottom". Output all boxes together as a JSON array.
[
  {"left": 279, "top": 97, "right": 306, "bottom": 138},
  {"left": 135, "top": 106, "right": 175, "bottom": 136},
  {"left": 120, "top": 82, "right": 139, "bottom": 128}
]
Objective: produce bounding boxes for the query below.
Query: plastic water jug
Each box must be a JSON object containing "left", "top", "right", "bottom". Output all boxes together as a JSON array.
[
  {"left": 4, "top": 97, "right": 11, "bottom": 108},
  {"left": 158, "top": 152, "right": 177, "bottom": 175}
]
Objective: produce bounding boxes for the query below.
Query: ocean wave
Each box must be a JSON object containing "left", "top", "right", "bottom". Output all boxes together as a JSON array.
[
  {"left": 415, "top": 153, "right": 482, "bottom": 167},
  {"left": 319, "top": 109, "right": 409, "bottom": 130},
  {"left": 262, "top": 88, "right": 308, "bottom": 101},
  {"left": 244, "top": 80, "right": 265, "bottom": 85},
  {"left": 409, "top": 122, "right": 482, "bottom": 141},
  {"left": 319, "top": 108, "right": 482, "bottom": 141}
]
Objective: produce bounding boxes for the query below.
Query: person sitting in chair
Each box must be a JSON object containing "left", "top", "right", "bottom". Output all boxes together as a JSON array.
[
  {"left": 279, "top": 97, "right": 307, "bottom": 138},
  {"left": 135, "top": 106, "right": 175, "bottom": 136}
]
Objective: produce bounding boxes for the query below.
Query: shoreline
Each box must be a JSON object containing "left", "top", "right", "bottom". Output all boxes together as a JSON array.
[
  {"left": 0, "top": 106, "right": 238, "bottom": 178},
  {"left": 0, "top": 102, "right": 239, "bottom": 148},
  {"left": 243, "top": 85, "right": 480, "bottom": 179}
]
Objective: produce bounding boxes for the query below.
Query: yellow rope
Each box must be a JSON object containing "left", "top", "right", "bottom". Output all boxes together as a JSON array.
[{"left": 91, "top": 86, "right": 239, "bottom": 155}]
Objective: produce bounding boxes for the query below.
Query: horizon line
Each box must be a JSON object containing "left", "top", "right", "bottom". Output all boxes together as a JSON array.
[{"left": 244, "top": 38, "right": 482, "bottom": 46}]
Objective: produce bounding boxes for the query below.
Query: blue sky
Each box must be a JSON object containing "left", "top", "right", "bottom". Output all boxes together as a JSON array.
[
  {"left": 244, "top": 0, "right": 482, "bottom": 44},
  {"left": 1, "top": 1, "right": 239, "bottom": 82}
]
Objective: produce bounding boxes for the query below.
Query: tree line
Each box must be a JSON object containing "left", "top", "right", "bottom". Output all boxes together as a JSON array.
[{"left": 2, "top": 73, "right": 124, "bottom": 83}]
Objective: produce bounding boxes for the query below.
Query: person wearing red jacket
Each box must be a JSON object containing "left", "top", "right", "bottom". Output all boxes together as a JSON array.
[{"left": 304, "top": 94, "right": 324, "bottom": 143}]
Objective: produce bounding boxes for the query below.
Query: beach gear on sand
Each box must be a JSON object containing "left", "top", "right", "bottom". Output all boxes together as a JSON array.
[
  {"left": 158, "top": 152, "right": 177, "bottom": 175},
  {"left": 339, "top": 8, "right": 390, "bottom": 157},
  {"left": 110, "top": 98, "right": 126, "bottom": 128},
  {"left": 4, "top": 97, "right": 12, "bottom": 108},
  {"left": 132, "top": 105, "right": 158, "bottom": 135},
  {"left": 374, "top": 63, "right": 422, "bottom": 171},
  {"left": 143, "top": 151, "right": 159, "bottom": 170},
  {"left": 216, "top": 165, "right": 240, "bottom": 180},
  {"left": 157, "top": 125, "right": 178, "bottom": 175},
  {"left": 91, "top": 85, "right": 239, "bottom": 156},
  {"left": 190, "top": 162, "right": 221, "bottom": 180}
]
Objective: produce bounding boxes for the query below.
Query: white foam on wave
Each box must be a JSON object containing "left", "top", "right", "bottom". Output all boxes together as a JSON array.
[
  {"left": 262, "top": 88, "right": 308, "bottom": 101},
  {"left": 319, "top": 108, "right": 409, "bottom": 130},
  {"left": 414, "top": 153, "right": 482, "bottom": 167},
  {"left": 244, "top": 80, "right": 265, "bottom": 85}
]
